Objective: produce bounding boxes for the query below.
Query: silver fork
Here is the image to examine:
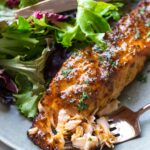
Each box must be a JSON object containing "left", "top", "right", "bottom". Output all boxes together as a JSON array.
[{"left": 108, "top": 103, "right": 150, "bottom": 144}]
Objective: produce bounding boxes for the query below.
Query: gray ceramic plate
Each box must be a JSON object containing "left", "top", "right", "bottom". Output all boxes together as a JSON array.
[{"left": 1, "top": 1, "right": 150, "bottom": 150}]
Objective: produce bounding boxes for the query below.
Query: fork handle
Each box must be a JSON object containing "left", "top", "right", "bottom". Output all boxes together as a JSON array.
[{"left": 136, "top": 103, "right": 150, "bottom": 117}]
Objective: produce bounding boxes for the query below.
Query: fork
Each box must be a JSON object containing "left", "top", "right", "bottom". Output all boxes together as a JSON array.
[
  {"left": 108, "top": 103, "right": 150, "bottom": 144},
  {"left": 59, "top": 103, "right": 150, "bottom": 150}
]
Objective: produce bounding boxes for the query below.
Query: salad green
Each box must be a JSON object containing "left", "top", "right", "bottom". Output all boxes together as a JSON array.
[
  {"left": 56, "top": 0, "right": 122, "bottom": 49},
  {"left": 0, "top": 0, "right": 123, "bottom": 118},
  {"left": 0, "top": 0, "right": 40, "bottom": 8}
]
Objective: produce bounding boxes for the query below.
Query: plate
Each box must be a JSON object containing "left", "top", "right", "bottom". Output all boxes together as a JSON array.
[
  {"left": 0, "top": 0, "right": 150, "bottom": 149},
  {"left": 0, "top": 62, "right": 150, "bottom": 150}
]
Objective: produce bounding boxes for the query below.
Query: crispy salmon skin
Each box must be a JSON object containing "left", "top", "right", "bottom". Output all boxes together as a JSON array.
[{"left": 28, "top": 0, "right": 150, "bottom": 150}]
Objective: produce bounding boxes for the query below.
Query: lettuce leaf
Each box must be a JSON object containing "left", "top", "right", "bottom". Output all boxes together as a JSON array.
[
  {"left": 0, "top": 48, "right": 49, "bottom": 118},
  {"left": 56, "top": 0, "right": 122, "bottom": 49},
  {"left": 0, "top": 69, "right": 18, "bottom": 93},
  {"left": 0, "top": 17, "right": 52, "bottom": 118},
  {"left": 14, "top": 74, "right": 41, "bottom": 118}
]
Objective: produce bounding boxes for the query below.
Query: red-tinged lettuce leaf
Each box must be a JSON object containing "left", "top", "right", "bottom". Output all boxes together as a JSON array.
[
  {"left": 6, "top": 0, "right": 20, "bottom": 8},
  {"left": 0, "top": 69, "right": 18, "bottom": 105},
  {"left": 0, "top": 47, "right": 49, "bottom": 118},
  {"left": 0, "top": 69, "right": 18, "bottom": 93}
]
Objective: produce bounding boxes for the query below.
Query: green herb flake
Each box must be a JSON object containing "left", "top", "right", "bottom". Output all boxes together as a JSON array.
[
  {"left": 88, "top": 137, "right": 93, "bottom": 141},
  {"left": 145, "top": 20, "right": 150, "bottom": 27},
  {"left": 78, "top": 99, "right": 88, "bottom": 112},
  {"left": 147, "top": 31, "right": 150, "bottom": 38},
  {"left": 82, "top": 91, "right": 89, "bottom": 100},
  {"left": 84, "top": 80, "right": 89, "bottom": 84},
  {"left": 137, "top": 74, "right": 147, "bottom": 83},
  {"left": 135, "top": 29, "right": 141, "bottom": 39},
  {"left": 78, "top": 91, "right": 89, "bottom": 112},
  {"left": 139, "top": 7, "right": 146, "bottom": 14},
  {"left": 61, "top": 68, "right": 72, "bottom": 77},
  {"left": 110, "top": 60, "right": 117, "bottom": 68}
]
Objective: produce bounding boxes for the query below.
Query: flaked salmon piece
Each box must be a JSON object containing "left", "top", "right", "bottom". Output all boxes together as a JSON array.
[{"left": 28, "top": 0, "right": 150, "bottom": 149}]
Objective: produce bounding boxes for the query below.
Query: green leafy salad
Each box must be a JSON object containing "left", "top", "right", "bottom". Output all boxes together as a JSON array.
[{"left": 0, "top": 0, "right": 123, "bottom": 118}]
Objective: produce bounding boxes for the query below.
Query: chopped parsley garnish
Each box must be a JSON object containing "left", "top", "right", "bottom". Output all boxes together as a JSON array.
[
  {"left": 78, "top": 91, "right": 89, "bottom": 111},
  {"left": 84, "top": 80, "right": 89, "bottom": 84},
  {"left": 135, "top": 29, "right": 141, "bottom": 39},
  {"left": 139, "top": 7, "right": 146, "bottom": 14},
  {"left": 82, "top": 91, "right": 89, "bottom": 99},
  {"left": 88, "top": 137, "right": 93, "bottom": 141},
  {"left": 147, "top": 31, "right": 150, "bottom": 38},
  {"left": 110, "top": 60, "right": 117, "bottom": 68},
  {"left": 61, "top": 68, "right": 72, "bottom": 77},
  {"left": 137, "top": 74, "right": 147, "bottom": 83},
  {"left": 145, "top": 20, "right": 150, "bottom": 27},
  {"left": 78, "top": 100, "right": 88, "bottom": 112}
]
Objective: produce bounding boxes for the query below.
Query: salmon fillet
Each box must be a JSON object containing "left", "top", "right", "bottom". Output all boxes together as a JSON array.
[{"left": 28, "top": 0, "right": 150, "bottom": 149}]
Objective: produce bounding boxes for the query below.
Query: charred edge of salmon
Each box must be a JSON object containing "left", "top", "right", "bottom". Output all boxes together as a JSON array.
[
  {"left": 28, "top": 112, "right": 58, "bottom": 150},
  {"left": 28, "top": 0, "right": 150, "bottom": 150}
]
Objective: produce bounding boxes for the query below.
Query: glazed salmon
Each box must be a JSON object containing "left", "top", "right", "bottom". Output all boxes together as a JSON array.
[{"left": 28, "top": 0, "right": 150, "bottom": 149}]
